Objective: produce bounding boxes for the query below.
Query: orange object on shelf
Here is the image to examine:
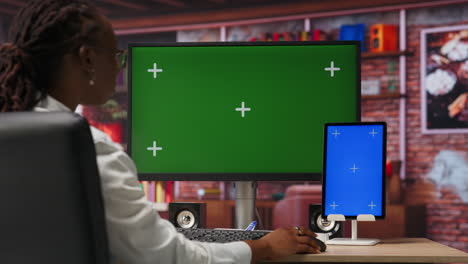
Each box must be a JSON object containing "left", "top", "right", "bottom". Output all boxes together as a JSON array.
[
  {"left": 98, "top": 122, "right": 123, "bottom": 143},
  {"left": 369, "top": 24, "right": 398, "bottom": 52}
]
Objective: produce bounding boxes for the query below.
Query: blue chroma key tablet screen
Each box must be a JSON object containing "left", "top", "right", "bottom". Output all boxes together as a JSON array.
[{"left": 323, "top": 123, "right": 386, "bottom": 219}]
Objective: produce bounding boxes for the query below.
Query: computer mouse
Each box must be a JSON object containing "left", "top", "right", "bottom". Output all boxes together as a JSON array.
[{"left": 304, "top": 235, "right": 327, "bottom": 252}]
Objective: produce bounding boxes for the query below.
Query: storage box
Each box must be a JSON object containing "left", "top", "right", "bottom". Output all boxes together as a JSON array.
[
  {"left": 369, "top": 24, "right": 398, "bottom": 52},
  {"left": 339, "top": 24, "right": 366, "bottom": 51}
]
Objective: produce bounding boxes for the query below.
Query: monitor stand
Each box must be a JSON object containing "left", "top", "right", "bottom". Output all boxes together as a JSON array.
[
  {"left": 326, "top": 215, "right": 380, "bottom": 246},
  {"left": 233, "top": 181, "right": 257, "bottom": 229}
]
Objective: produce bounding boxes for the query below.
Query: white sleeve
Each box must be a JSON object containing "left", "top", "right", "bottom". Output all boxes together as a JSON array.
[{"left": 91, "top": 128, "right": 252, "bottom": 264}]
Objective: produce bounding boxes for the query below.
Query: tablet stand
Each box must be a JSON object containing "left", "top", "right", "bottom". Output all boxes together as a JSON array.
[{"left": 325, "top": 214, "right": 380, "bottom": 246}]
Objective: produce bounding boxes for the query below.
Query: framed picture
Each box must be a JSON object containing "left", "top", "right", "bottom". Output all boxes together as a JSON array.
[{"left": 420, "top": 25, "right": 468, "bottom": 134}]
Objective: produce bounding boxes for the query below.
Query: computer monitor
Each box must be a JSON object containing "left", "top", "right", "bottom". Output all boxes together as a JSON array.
[
  {"left": 322, "top": 122, "right": 386, "bottom": 220},
  {"left": 128, "top": 41, "right": 361, "bottom": 181}
]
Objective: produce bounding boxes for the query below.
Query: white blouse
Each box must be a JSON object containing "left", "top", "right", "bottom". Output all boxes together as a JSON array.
[{"left": 34, "top": 96, "right": 251, "bottom": 264}]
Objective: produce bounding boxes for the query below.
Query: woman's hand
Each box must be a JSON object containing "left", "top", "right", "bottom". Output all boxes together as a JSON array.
[{"left": 244, "top": 226, "right": 321, "bottom": 264}]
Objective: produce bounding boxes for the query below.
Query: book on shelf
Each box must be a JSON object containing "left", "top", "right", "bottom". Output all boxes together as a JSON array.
[
  {"left": 141, "top": 181, "right": 149, "bottom": 200},
  {"left": 139, "top": 181, "right": 176, "bottom": 204},
  {"left": 148, "top": 181, "right": 155, "bottom": 202},
  {"left": 156, "top": 181, "right": 165, "bottom": 203},
  {"left": 165, "top": 181, "right": 174, "bottom": 203}
]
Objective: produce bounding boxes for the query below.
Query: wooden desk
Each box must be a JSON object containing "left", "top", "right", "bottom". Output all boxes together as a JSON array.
[{"left": 262, "top": 238, "right": 468, "bottom": 263}]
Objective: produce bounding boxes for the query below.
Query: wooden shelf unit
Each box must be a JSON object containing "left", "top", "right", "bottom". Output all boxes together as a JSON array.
[
  {"left": 362, "top": 50, "right": 414, "bottom": 59},
  {"left": 362, "top": 93, "right": 404, "bottom": 100},
  {"left": 361, "top": 50, "right": 412, "bottom": 99}
]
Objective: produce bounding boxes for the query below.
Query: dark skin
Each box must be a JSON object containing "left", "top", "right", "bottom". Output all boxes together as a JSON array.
[
  {"left": 245, "top": 227, "right": 321, "bottom": 263},
  {"left": 49, "top": 14, "right": 322, "bottom": 264},
  {"left": 49, "top": 15, "right": 119, "bottom": 110}
]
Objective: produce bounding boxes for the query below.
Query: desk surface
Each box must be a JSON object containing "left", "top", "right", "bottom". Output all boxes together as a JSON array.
[{"left": 263, "top": 238, "right": 468, "bottom": 263}]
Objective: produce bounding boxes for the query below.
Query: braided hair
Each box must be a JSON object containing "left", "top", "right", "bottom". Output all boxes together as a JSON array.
[{"left": 0, "top": 0, "right": 103, "bottom": 112}]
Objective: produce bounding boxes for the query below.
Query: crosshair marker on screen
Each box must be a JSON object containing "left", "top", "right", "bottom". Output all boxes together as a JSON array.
[{"left": 147, "top": 141, "right": 163, "bottom": 157}]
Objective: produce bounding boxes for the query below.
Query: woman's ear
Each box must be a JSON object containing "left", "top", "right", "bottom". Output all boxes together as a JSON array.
[{"left": 78, "top": 45, "right": 97, "bottom": 73}]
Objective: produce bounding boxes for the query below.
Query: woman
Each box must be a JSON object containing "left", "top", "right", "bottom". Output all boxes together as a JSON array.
[{"left": 0, "top": 0, "right": 321, "bottom": 263}]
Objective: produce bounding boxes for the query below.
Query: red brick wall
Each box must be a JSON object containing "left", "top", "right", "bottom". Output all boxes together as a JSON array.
[
  {"left": 361, "top": 21, "right": 468, "bottom": 251},
  {"left": 405, "top": 23, "right": 468, "bottom": 181},
  {"left": 402, "top": 22, "right": 468, "bottom": 251},
  {"left": 427, "top": 188, "right": 468, "bottom": 252},
  {"left": 361, "top": 57, "right": 401, "bottom": 161},
  {"left": 363, "top": 20, "right": 468, "bottom": 178}
]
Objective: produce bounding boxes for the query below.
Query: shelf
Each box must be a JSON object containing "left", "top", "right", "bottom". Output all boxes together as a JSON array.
[
  {"left": 362, "top": 50, "right": 413, "bottom": 59},
  {"left": 362, "top": 93, "right": 404, "bottom": 100}
]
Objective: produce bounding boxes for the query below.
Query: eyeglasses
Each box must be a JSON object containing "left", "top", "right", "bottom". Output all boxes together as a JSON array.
[
  {"left": 115, "top": 49, "right": 127, "bottom": 70},
  {"left": 87, "top": 46, "right": 127, "bottom": 70}
]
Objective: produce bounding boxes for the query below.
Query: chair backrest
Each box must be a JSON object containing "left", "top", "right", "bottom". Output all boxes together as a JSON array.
[{"left": 0, "top": 112, "right": 109, "bottom": 264}]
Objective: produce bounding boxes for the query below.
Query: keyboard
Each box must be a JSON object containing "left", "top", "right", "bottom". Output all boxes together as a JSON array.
[{"left": 176, "top": 228, "right": 270, "bottom": 243}]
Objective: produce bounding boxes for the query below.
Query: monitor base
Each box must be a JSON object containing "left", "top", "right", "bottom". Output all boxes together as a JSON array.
[{"left": 326, "top": 238, "right": 380, "bottom": 246}]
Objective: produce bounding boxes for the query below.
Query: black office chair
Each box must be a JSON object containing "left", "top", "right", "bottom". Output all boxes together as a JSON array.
[{"left": 0, "top": 112, "right": 109, "bottom": 264}]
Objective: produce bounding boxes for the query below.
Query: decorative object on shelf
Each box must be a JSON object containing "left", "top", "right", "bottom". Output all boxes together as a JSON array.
[
  {"left": 82, "top": 96, "right": 128, "bottom": 143},
  {"left": 115, "top": 68, "right": 128, "bottom": 93},
  {"left": 362, "top": 79, "right": 381, "bottom": 95},
  {"left": 369, "top": 24, "right": 398, "bottom": 52},
  {"left": 177, "top": 28, "right": 219, "bottom": 42},
  {"left": 197, "top": 188, "right": 222, "bottom": 200},
  {"left": 228, "top": 20, "right": 303, "bottom": 42},
  {"left": 339, "top": 24, "right": 366, "bottom": 51},
  {"left": 382, "top": 74, "right": 399, "bottom": 94},
  {"left": 386, "top": 61, "right": 398, "bottom": 92},
  {"left": 421, "top": 24, "right": 468, "bottom": 134},
  {"left": 96, "top": 99, "right": 127, "bottom": 143},
  {"left": 312, "top": 29, "right": 329, "bottom": 41},
  {"left": 102, "top": 99, "right": 127, "bottom": 120},
  {"left": 250, "top": 31, "right": 319, "bottom": 42}
]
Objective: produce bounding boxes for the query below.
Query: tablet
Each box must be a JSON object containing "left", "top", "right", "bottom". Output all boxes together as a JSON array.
[{"left": 322, "top": 122, "right": 386, "bottom": 220}]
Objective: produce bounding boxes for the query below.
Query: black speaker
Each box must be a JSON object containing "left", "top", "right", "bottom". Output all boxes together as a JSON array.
[
  {"left": 169, "top": 202, "right": 206, "bottom": 229},
  {"left": 309, "top": 204, "right": 342, "bottom": 239}
]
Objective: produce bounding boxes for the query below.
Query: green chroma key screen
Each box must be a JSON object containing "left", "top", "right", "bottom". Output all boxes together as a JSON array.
[{"left": 129, "top": 42, "right": 360, "bottom": 181}]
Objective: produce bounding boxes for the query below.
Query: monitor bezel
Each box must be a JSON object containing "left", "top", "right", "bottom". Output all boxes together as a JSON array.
[
  {"left": 128, "top": 41, "right": 361, "bottom": 181},
  {"left": 322, "top": 122, "right": 387, "bottom": 220}
]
